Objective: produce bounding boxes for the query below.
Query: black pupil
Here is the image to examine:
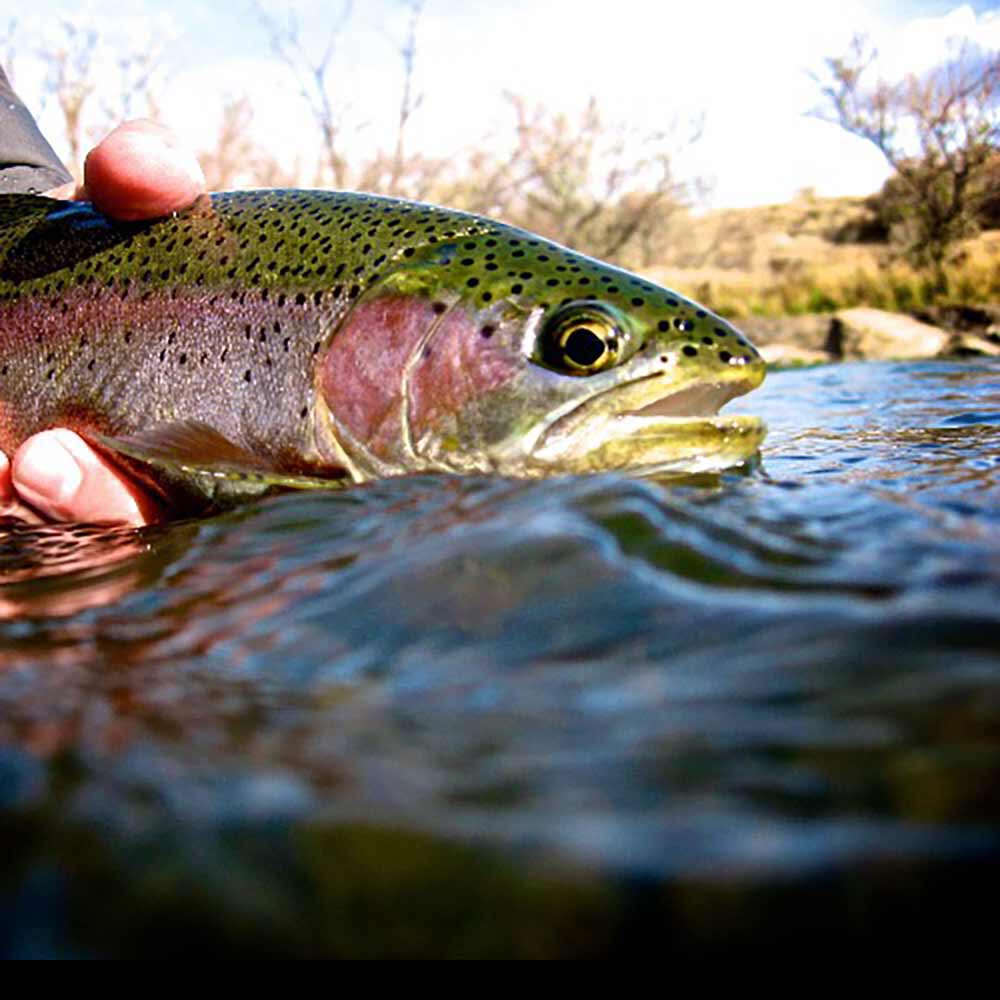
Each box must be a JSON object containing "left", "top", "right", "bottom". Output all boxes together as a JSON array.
[{"left": 564, "top": 327, "right": 606, "bottom": 367}]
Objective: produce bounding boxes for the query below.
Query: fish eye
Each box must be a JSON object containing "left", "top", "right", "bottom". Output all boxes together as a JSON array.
[{"left": 533, "top": 302, "right": 627, "bottom": 376}]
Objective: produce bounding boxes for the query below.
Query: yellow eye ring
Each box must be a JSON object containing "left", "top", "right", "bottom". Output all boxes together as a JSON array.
[
  {"left": 559, "top": 323, "right": 615, "bottom": 371},
  {"left": 533, "top": 302, "right": 627, "bottom": 376}
]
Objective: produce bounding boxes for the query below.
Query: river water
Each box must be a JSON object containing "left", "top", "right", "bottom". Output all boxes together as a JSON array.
[{"left": 1, "top": 358, "right": 998, "bottom": 957}]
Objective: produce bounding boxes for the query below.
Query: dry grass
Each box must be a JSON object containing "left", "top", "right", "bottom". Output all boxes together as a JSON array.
[{"left": 639, "top": 191, "right": 1000, "bottom": 318}]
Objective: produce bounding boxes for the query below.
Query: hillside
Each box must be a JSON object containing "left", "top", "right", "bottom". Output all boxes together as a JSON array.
[{"left": 641, "top": 190, "right": 1000, "bottom": 320}]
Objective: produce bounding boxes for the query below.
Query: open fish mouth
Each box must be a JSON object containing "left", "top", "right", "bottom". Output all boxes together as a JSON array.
[
  {"left": 525, "top": 377, "right": 766, "bottom": 476},
  {"left": 629, "top": 379, "right": 757, "bottom": 419}
]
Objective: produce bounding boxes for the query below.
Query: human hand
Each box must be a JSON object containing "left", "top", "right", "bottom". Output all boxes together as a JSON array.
[{"left": 1, "top": 120, "right": 206, "bottom": 526}]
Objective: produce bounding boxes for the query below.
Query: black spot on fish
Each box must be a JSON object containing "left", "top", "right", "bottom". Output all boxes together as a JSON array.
[{"left": 683, "top": 346, "right": 698, "bottom": 357}]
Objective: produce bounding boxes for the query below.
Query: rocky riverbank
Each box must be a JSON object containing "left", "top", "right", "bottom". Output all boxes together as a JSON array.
[{"left": 737, "top": 303, "right": 1000, "bottom": 366}]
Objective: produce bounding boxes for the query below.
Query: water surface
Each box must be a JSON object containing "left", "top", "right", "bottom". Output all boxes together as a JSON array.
[{"left": 1, "top": 359, "right": 998, "bottom": 957}]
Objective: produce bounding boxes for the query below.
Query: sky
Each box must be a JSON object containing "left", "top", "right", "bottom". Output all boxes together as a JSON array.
[{"left": 4, "top": 0, "right": 999, "bottom": 209}]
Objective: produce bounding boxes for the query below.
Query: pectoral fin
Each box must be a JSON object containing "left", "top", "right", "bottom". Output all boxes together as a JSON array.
[{"left": 91, "top": 420, "right": 349, "bottom": 513}]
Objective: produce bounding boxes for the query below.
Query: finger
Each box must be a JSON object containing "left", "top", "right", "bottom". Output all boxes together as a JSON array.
[
  {"left": 82, "top": 119, "right": 206, "bottom": 221},
  {"left": 11, "top": 429, "right": 161, "bottom": 526},
  {"left": 0, "top": 451, "right": 12, "bottom": 502},
  {"left": 2, "top": 452, "right": 45, "bottom": 523}
]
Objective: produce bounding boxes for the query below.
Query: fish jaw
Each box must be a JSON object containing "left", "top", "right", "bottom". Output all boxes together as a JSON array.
[{"left": 526, "top": 406, "right": 766, "bottom": 476}]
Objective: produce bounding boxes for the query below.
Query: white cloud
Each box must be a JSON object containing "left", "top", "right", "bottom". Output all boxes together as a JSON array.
[{"left": 876, "top": 4, "right": 1000, "bottom": 79}]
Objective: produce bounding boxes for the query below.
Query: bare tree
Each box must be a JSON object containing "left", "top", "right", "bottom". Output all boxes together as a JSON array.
[
  {"left": 478, "top": 94, "right": 694, "bottom": 265},
  {"left": 200, "top": 94, "right": 299, "bottom": 189},
  {"left": 199, "top": 95, "right": 257, "bottom": 190},
  {"left": 254, "top": 0, "right": 355, "bottom": 188},
  {"left": 818, "top": 34, "right": 1000, "bottom": 289},
  {"left": 104, "top": 48, "right": 163, "bottom": 123},
  {"left": 41, "top": 19, "right": 98, "bottom": 173},
  {"left": 32, "top": 16, "right": 170, "bottom": 178},
  {"left": 387, "top": 0, "right": 425, "bottom": 195}
]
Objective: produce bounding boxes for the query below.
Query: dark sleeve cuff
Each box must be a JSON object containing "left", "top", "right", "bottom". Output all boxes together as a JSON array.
[{"left": 0, "top": 66, "right": 73, "bottom": 194}]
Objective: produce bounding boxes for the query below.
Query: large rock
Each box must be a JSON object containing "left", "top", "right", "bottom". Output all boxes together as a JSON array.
[
  {"left": 946, "top": 332, "right": 1000, "bottom": 357},
  {"left": 914, "top": 303, "right": 1000, "bottom": 334},
  {"left": 736, "top": 314, "right": 833, "bottom": 351},
  {"left": 830, "top": 308, "right": 950, "bottom": 360}
]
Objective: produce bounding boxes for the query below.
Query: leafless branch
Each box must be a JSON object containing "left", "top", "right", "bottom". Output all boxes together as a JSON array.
[
  {"left": 815, "top": 34, "right": 1000, "bottom": 285},
  {"left": 254, "top": 0, "right": 355, "bottom": 188}
]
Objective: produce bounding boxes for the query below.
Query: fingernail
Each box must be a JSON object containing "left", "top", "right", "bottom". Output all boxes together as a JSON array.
[{"left": 14, "top": 433, "right": 84, "bottom": 512}]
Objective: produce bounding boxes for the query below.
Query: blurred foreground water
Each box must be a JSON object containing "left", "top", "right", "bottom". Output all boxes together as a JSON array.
[{"left": 1, "top": 359, "right": 998, "bottom": 957}]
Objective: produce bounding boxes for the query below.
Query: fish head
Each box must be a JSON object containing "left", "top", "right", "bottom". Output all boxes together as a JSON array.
[{"left": 317, "top": 226, "right": 766, "bottom": 479}]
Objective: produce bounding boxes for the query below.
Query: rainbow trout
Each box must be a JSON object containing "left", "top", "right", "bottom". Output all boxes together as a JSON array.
[{"left": 0, "top": 190, "right": 765, "bottom": 512}]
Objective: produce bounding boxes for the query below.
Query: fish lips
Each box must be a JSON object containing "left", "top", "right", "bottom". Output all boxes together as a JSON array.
[{"left": 527, "top": 376, "right": 766, "bottom": 476}]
